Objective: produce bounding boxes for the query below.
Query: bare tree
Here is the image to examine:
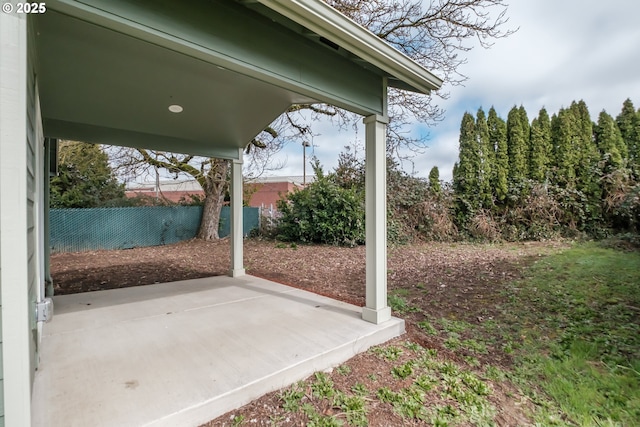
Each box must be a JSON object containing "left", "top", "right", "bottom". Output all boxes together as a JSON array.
[
  {"left": 329, "top": 0, "right": 513, "bottom": 86},
  {"left": 112, "top": 0, "right": 515, "bottom": 240},
  {"left": 110, "top": 106, "right": 340, "bottom": 240},
  {"left": 111, "top": 129, "right": 273, "bottom": 240},
  {"left": 327, "top": 0, "right": 515, "bottom": 156}
]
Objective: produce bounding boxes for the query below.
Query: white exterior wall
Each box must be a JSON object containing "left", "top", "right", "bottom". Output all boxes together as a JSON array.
[
  {"left": 26, "top": 25, "right": 43, "bottom": 379},
  {"left": 1, "top": 10, "right": 42, "bottom": 427}
]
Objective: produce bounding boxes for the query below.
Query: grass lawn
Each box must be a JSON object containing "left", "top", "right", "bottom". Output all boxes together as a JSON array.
[{"left": 504, "top": 242, "right": 640, "bottom": 426}]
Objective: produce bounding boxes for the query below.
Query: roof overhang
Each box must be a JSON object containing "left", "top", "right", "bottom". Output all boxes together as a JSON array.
[
  {"left": 253, "top": 0, "right": 443, "bottom": 94},
  {"left": 33, "top": 0, "right": 442, "bottom": 160}
]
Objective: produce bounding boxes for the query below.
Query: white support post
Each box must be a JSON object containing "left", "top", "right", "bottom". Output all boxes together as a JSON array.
[
  {"left": 229, "top": 150, "right": 245, "bottom": 277},
  {"left": 362, "top": 114, "right": 391, "bottom": 324},
  {"left": 0, "top": 9, "right": 33, "bottom": 426}
]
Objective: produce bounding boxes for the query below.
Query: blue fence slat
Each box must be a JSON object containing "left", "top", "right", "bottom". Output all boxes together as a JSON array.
[{"left": 50, "top": 206, "right": 259, "bottom": 253}]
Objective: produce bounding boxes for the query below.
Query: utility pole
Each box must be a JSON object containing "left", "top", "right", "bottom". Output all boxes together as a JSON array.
[
  {"left": 302, "top": 141, "right": 311, "bottom": 185},
  {"left": 154, "top": 165, "right": 160, "bottom": 200}
]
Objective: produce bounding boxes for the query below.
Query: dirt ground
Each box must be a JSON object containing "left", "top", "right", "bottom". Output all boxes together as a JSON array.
[{"left": 51, "top": 238, "right": 567, "bottom": 426}]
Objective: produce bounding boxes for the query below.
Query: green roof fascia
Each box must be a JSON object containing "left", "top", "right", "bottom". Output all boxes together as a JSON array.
[{"left": 256, "top": 0, "right": 444, "bottom": 94}]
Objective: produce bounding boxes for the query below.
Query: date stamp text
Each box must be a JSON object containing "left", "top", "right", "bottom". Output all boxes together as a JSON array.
[{"left": 3, "top": 3, "right": 47, "bottom": 14}]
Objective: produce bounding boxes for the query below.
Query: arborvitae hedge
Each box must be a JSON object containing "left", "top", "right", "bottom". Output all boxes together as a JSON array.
[
  {"left": 451, "top": 99, "right": 640, "bottom": 239},
  {"left": 273, "top": 99, "right": 640, "bottom": 245}
]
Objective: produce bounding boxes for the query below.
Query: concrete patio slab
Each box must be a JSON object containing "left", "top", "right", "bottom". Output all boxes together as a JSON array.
[{"left": 31, "top": 275, "right": 404, "bottom": 426}]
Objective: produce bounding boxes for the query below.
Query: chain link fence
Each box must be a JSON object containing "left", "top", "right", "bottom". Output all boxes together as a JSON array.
[{"left": 50, "top": 206, "right": 259, "bottom": 253}]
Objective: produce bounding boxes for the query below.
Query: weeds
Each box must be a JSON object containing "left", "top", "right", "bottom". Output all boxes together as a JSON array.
[
  {"left": 279, "top": 382, "right": 306, "bottom": 412},
  {"left": 336, "top": 364, "right": 352, "bottom": 376},
  {"left": 230, "top": 414, "right": 245, "bottom": 426},
  {"left": 335, "top": 392, "right": 368, "bottom": 426},
  {"left": 304, "top": 406, "right": 342, "bottom": 427},
  {"left": 414, "top": 374, "right": 438, "bottom": 392},
  {"left": 391, "top": 361, "right": 414, "bottom": 380},
  {"left": 462, "top": 338, "right": 488, "bottom": 354},
  {"left": 351, "top": 383, "right": 368, "bottom": 396},
  {"left": 403, "top": 340, "right": 424, "bottom": 352},
  {"left": 439, "top": 318, "right": 472, "bottom": 334},
  {"left": 388, "top": 292, "right": 419, "bottom": 314},
  {"left": 417, "top": 320, "right": 438, "bottom": 335},
  {"left": 370, "top": 345, "right": 403, "bottom": 361},
  {"left": 272, "top": 336, "right": 500, "bottom": 426},
  {"left": 311, "top": 372, "right": 336, "bottom": 399}
]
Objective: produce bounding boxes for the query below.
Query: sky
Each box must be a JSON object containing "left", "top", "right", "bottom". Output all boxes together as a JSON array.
[{"left": 260, "top": 0, "right": 640, "bottom": 183}]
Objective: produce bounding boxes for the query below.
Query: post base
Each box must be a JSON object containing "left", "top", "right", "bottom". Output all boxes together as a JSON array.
[
  {"left": 361, "top": 306, "right": 392, "bottom": 324},
  {"left": 229, "top": 268, "right": 246, "bottom": 278}
]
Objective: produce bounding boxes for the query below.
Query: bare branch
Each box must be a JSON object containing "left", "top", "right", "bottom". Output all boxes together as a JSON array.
[{"left": 327, "top": 0, "right": 517, "bottom": 88}]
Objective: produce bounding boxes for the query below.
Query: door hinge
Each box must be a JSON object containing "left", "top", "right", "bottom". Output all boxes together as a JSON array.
[{"left": 36, "top": 298, "right": 54, "bottom": 323}]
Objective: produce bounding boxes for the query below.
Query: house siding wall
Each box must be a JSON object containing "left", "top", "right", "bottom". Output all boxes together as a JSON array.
[
  {"left": 26, "top": 32, "right": 41, "bottom": 379},
  {"left": 0, "top": 9, "right": 28, "bottom": 426},
  {"left": 0, "top": 11, "right": 41, "bottom": 425}
]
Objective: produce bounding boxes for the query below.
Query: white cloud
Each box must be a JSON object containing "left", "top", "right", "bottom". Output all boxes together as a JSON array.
[
  {"left": 449, "top": 0, "right": 640, "bottom": 115},
  {"left": 409, "top": 129, "right": 460, "bottom": 182},
  {"left": 428, "top": 0, "right": 640, "bottom": 181}
]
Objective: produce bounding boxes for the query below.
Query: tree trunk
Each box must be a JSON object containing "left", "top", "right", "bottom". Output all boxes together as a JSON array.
[{"left": 196, "top": 159, "right": 229, "bottom": 240}]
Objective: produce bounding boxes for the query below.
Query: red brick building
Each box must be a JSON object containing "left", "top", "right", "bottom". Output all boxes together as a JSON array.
[
  {"left": 125, "top": 180, "right": 205, "bottom": 204},
  {"left": 244, "top": 176, "right": 314, "bottom": 209},
  {"left": 126, "top": 176, "right": 314, "bottom": 208}
]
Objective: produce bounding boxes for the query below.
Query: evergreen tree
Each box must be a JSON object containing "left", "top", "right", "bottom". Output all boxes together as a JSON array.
[
  {"left": 571, "top": 101, "right": 600, "bottom": 194},
  {"left": 518, "top": 105, "right": 531, "bottom": 173},
  {"left": 428, "top": 166, "right": 442, "bottom": 195},
  {"left": 453, "top": 113, "right": 480, "bottom": 206},
  {"left": 506, "top": 106, "right": 528, "bottom": 185},
  {"left": 50, "top": 141, "right": 125, "bottom": 208},
  {"left": 551, "top": 107, "right": 578, "bottom": 188},
  {"left": 595, "top": 110, "right": 625, "bottom": 171},
  {"left": 476, "top": 108, "right": 493, "bottom": 207},
  {"left": 488, "top": 107, "right": 508, "bottom": 202},
  {"left": 452, "top": 162, "right": 460, "bottom": 189},
  {"left": 529, "top": 107, "right": 552, "bottom": 182},
  {"left": 572, "top": 101, "right": 602, "bottom": 226},
  {"left": 616, "top": 98, "right": 640, "bottom": 174}
]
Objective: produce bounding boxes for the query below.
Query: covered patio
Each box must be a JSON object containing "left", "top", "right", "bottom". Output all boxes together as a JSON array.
[
  {"left": 31, "top": 0, "right": 441, "bottom": 324},
  {"left": 1, "top": 0, "right": 441, "bottom": 425},
  {"left": 31, "top": 275, "right": 404, "bottom": 426}
]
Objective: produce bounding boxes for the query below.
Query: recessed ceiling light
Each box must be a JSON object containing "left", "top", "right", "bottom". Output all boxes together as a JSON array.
[{"left": 168, "top": 104, "right": 183, "bottom": 113}]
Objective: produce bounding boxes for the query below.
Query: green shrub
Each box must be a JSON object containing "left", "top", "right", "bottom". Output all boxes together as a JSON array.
[
  {"left": 615, "top": 184, "right": 640, "bottom": 232},
  {"left": 275, "top": 160, "right": 365, "bottom": 246}
]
